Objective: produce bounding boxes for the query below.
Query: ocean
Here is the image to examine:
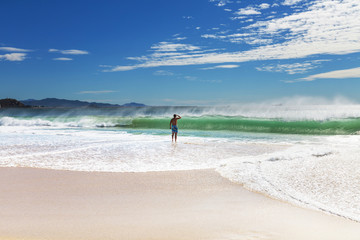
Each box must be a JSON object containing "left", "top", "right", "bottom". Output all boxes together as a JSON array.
[{"left": 1, "top": 104, "right": 360, "bottom": 222}]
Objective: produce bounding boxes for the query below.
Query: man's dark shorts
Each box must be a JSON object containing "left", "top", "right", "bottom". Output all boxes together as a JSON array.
[{"left": 172, "top": 125, "right": 178, "bottom": 133}]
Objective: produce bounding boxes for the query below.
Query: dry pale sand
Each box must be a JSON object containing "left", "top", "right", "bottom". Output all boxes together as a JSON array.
[{"left": 0, "top": 167, "right": 359, "bottom": 240}]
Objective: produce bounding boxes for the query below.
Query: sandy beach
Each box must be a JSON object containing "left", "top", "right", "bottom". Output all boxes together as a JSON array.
[{"left": 0, "top": 167, "right": 359, "bottom": 240}]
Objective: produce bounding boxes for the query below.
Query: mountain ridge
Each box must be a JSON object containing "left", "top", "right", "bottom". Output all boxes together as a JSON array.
[{"left": 20, "top": 98, "right": 146, "bottom": 108}]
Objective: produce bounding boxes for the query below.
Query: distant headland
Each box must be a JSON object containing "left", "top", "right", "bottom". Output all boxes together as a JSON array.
[
  {"left": 0, "top": 98, "right": 146, "bottom": 108},
  {"left": 0, "top": 98, "right": 28, "bottom": 108}
]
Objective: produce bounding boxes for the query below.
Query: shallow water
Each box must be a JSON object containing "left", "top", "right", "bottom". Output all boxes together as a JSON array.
[{"left": 1, "top": 105, "right": 360, "bottom": 221}]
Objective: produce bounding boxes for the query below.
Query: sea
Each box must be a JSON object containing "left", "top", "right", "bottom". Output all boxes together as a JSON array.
[{"left": 1, "top": 102, "right": 360, "bottom": 222}]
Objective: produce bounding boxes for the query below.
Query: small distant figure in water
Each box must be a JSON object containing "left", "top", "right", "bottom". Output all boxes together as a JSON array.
[{"left": 170, "top": 114, "right": 181, "bottom": 142}]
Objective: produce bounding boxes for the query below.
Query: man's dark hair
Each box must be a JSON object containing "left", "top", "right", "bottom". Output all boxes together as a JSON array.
[{"left": 173, "top": 114, "right": 176, "bottom": 118}]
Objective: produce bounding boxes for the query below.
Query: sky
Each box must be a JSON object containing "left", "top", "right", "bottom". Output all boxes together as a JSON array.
[{"left": 1, "top": 0, "right": 360, "bottom": 106}]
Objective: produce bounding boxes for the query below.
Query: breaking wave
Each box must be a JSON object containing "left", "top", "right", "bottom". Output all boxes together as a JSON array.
[{"left": 2, "top": 105, "right": 360, "bottom": 134}]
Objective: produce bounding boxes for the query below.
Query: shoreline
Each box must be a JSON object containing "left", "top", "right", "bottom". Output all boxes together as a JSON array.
[{"left": 1, "top": 167, "right": 360, "bottom": 240}]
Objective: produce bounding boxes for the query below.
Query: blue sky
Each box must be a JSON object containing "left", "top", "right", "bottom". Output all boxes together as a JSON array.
[{"left": 1, "top": 0, "right": 360, "bottom": 105}]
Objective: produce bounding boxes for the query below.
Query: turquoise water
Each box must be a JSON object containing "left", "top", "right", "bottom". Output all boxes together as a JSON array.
[
  {"left": 2, "top": 107, "right": 360, "bottom": 135},
  {"left": 127, "top": 116, "right": 360, "bottom": 135},
  {"left": 1, "top": 106, "right": 360, "bottom": 222}
]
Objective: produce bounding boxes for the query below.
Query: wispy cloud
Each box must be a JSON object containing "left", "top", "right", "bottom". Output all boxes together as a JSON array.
[
  {"left": 185, "top": 75, "right": 222, "bottom": 83},
  {"left": 201, "top": 32, "right": 269, "bottom": 45},
  {"left": 0, "top": 53, "right": 27, "bottom": 61},
  {"left": 236, "top": 7, "right": 262, "bottom": 15},
  {"left": 53, "top": 57, "right": 73, "bottom": 61},
  {"left": 256, "top": 60, "right": 329, "bottom": 74},
  {"left": 209, "top": 0, "right": 233, "bottom": 7},
  {"left": 106, "top": 65, "right": 138, "bottom": 72},
  {"left": 282, "top": 0, "right": 304, "bottom": 6},
  {"left": 259, "top": 3, "right": 271, "bottom": 9},
  {"left": 0, "top": 46, "right": 31, "bottom": 61},
  {"left": 232, "top": 2, "right": 273, "bottom": 16},
  {"left": 153, "top": 70, "right": 174, "bottom": 76},
  {"left": 0, "top": 47, "right": 32, "bottom": 52},
  {"left": 107, "top": 41, "right": 205, "bottom": 72},
  {"left": 104, "top": 0, "right": 360, "bottom": 72},
  {"left": 151, "top": 42, "right": 200, "bottom": 52},
  {"left": 49, "top": 49, "right": 89, "bottom": 55},
  {"left": 286, "top": 67, "right": 360, "bottom": 83},
  {"left": 246, "top": 0, "right": 360, "bottom": 52},
  {"left": 173, "top": 37, "right": 187, "bottom": 41},
  {"left": 99, "top": 65, "right": 113, "bottom": 68},
  {"left": 77, "top": 90, "right": 117, "bottom": 94},
  {"left": 201, "top": 64, "right": 239, "bottom": 70}
]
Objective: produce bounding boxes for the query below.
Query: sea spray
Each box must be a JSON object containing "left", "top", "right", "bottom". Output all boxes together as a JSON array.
[
  {"left": 2, "top": 113, "right": 360, "bottom": 135},
  {"left": 2, "top": 103, "right": 360, "bottom": 222}
]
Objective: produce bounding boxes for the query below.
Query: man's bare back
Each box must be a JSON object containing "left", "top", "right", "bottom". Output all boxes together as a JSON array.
[{"left": 170, "top": 118, "right": 179, "bottom": 126}]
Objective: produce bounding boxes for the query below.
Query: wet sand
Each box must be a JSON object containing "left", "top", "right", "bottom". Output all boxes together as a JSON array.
[{"left": 0, "top": 167, "right": 359, "bottom": 240}]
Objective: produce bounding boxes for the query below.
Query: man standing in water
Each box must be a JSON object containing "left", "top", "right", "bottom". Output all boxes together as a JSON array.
[{"left": 170, "top": 114, "right": 181, "bottom": 142}]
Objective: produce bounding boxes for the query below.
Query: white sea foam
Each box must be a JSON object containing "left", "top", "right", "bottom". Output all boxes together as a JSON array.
[
  {"left": 0, "top": 126, "right": 286, "bottom": 172},
  {"left": 217, "top": 135, "right": 360, "bottom": 222},
  {"left": 0, "top": 116, "right": 54, "bottom": 127},
  {"left": 1, "top": 113, "right": 360, "bottom": 222},
  {"left": 0, "top": 116, "right": 125, "bottom": 128}
]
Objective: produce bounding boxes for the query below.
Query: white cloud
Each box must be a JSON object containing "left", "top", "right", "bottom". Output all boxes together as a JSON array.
[
  {"left": 236, "top": 7, "right": 262, "bottom": 15},
  {"left": 61, "top": 49, "right": 89, "bottom": 55},
  {"left": 99, "top": 65, "right": 113, "bottom": 68},
  {"left": 105, "top": 65, "right": 137, "bottom": 72},
  {"left": 231, "top": 16, "right": 247, "bottom": 20},
  {"left": 259, "top": 3, "right": 270, "bottom": 9},
  {"left": 282, "top": 0, "right": 304, "bottom": 6},
  {"left": 201, "top": 34, "right": 225, "bottom": 39},
  {"left": 290, "top": 67, "right": 360, "bottom": 82},
  {"left": 77, "top": 90, "right": 117, "bottom": 94},
  {"left": 49, "top": 48, "right": 89, "bottom": 55},
  {"left": 245, "top": 0, "right": 360, "bottom": 52},
  {"left": 244, "top": 37, "right": 272, "bottom": 45},
  {"left": 0, "top": 53, "right": 27, "bottom": 61},
  {"left": 106, "top": 0, "right": 360, "bottom": 72},
  {"left": 256, "top": 60, "right": 329, "bottom": 74},
  {"left": 0, "top": 46, "right": 31, "bottom": 61},
  {"left": 151, "top": 42, "right": 200, "bottom": 52},
  {"left": 0, "top": 47, "right": 31, "bottom": 52},
  {"left": 201, "top": 64, "right": 239, "bottom": 70},
  {"left": 53, "top": 57, "right": 73, "bottom": 61},
  {"left": 174, "top": 37, "right": 187, "bottom": 41},
  {"left": 209, "top": 0, "right": 233, "bottom": 7},
  {"left": 106, "top": 41, "right": 205, "bottom": 72},
  {"left": 201, "top": 32, "right": 271, "bottom": 45}
]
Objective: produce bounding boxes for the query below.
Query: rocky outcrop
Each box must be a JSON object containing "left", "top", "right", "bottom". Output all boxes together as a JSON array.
[{"left": 0, "top": 98, "right": 27, "bottom": 108}]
